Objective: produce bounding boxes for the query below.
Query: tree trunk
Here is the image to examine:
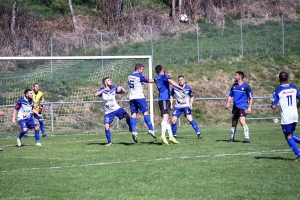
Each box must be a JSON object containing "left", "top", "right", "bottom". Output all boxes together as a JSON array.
[
  {"left": 179, "top": 0, "right": 182, "bottom": 14},
  {"left": 2, "top": 0, "right": 10, "bottom": 36},
  {"left": 68, "top": 0, "right": 77, "bottom": 32},
  {"left": 11, "top": 0, "right": 20, "bottom": 36},
  {"left": 172, "top": 0, "right": 176, "bottom": 20}
]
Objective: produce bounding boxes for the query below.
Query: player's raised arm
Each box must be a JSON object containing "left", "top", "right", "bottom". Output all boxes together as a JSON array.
[
  {"left": 117, "top": 86, "right": 126, "bottom": 93},
  {"left": 168, "top": 79, "right": 184, "bottom": 91}
]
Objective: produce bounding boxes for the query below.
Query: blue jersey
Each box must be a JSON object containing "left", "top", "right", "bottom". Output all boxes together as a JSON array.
[
  {"left": 98, "top": 86, "right": 122, "bottom": 114},
  {"left": 128, "top": 72, "right": 149, "bottom": 100},
  {"left": 154, "top": 74, "right": 170, "bottom": 100},
  {"left": 171, "top": 85, "right": 193, "bottom": 108},
  {"left": 228, "top": 82, "right": 253, "bottom": 109},
  {"left": 272, "top": 84, "right": 300, "bottom": 125},
  {"left": 14, "top": 97, "right": 34, "bottom": 121}
]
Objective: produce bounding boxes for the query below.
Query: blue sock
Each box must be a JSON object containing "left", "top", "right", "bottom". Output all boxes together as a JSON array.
[
  {"left": 190, "top": 120, "right": 200, "bottom": 133},
  {"left": 35, "top": 129, "right": 40, "bottom": 143},
  {"left": 293, "top": 134, "right": 300, "bottom": 143},
  {"left": 172, "top": 123, "right": 177, "bottom": 135},
  {"left": 39, "top": 120, "right": 45, "bottom": 135},
  {"left": 19, "top": 130, "right": 26, "bottom": 139},
  {"left": 126, "top": 118, "right": 132, "bottom": 132},
  {"left": 24, "top": 130, "right": 29, "bottom": 136},
  {"left": 144, "top": 115, "right": 154, "bottom": 131},
  {"left": 287, "top": 138, "right": 300, "bottom": 157},
  {"left": 105, "top": 129, "right": 112, "bottom": 143},
  {"left": 130, "top": 117, "right": 136, "bottom": 132}
]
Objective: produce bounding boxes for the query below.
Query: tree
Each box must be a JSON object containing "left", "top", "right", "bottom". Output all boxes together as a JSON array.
[
  {"left": 68, "top": 0, "right": 77, "bottom": 32},
  {"left": 11, "top": 0, "right": 20, "bottom": 36}
]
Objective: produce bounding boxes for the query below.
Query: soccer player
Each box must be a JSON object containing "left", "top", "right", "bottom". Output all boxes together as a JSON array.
[
  {"left": 154, "top": 65, "right": 183, "bottom": 145},
  {"left": 24, "top": 83, "right": 47, "bottom": 137},
  {"left": 0, "top": 110, "right": 4, "bottom": 151},
  {"left": 128, "top": 63, "right": 156, "bottom": 143},
  {"left": 95, "top": 77, "right": 132, "bottom": 146},
  {"left": 12, "top": 89, "right": 42, "bottom": 147},
  {"left": 271, "top": 72, "right": 300, "bottom": 161},
  {"left": 225, "top": 71, "right": 253, "bottom": 143},
  {"left": 170, "top": 75, "right": 203, "bottom": 139}
]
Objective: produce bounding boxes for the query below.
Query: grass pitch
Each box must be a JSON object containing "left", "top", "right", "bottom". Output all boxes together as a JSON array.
[{"left": 1, "top": 123, "right": 300, "bottom": 200}]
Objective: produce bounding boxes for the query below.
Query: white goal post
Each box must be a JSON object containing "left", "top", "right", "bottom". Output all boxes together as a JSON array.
[{"left": 0, "top": 56, "right": 155, "bottom": 135}]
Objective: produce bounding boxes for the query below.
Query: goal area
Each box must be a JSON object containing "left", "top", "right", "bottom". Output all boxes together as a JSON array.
[{"left": 0, "top": 56, "right": 155, "bottom": 137}]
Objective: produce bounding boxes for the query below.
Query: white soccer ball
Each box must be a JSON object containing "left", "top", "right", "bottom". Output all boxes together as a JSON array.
[
  {"left": 273, "top": 118, "right": 279, "bottom": 124},
  {"left": 179, "top": 14, "right": 188, "bottom": 23}
]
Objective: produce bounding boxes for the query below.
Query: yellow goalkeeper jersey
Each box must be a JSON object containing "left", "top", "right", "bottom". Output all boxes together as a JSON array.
[{"left": 32, "top": 91, "right": 44, "bottom": 112}]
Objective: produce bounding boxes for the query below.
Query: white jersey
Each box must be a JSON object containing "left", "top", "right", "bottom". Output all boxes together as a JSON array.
[
  {"left": 128, "top": 72, "right": 149, "bottom": 100},
  {"left": 272, "top": 84, "right": 300, "bottom": 124},
  {"left": 98, "top": 86, "right": 121, "bottom": 114},
  {"left": 14, "top": 97, "right": 34, "bottom": 121},
  {"left": 171, "top": 85, "right": 193, "bottom": 108}
]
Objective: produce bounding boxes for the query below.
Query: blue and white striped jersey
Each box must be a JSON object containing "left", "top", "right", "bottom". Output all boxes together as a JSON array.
[
  {"left": 128, "top": 72, "right": 149, "bottom": 100},
  {"left": 14, "top": 97, "right": 34, "bottom": 120},
  {"left": 272, "top": 84, "right": 300, "bottom": 124},
  {"left": 98, "top": 86, "right": 121, "bottom": 114},
  {"left": 171, "top": 85, "right": 193, "bottom": 108}
]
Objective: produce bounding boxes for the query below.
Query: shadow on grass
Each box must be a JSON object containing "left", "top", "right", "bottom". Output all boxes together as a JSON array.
[
  {"left": 216, "top": 139, "right": 242, "bottom": 142},
  {"left": 140, "top": 141, "right": 163, "bottom": 146},
  {"left": 87, "top": 142, "right": 107, "bottom": 146},
  {"left": 255, "top": 156, "right": 294, "bottom": 161}
]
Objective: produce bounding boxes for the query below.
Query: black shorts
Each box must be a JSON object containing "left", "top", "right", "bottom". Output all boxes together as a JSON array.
[
  {"left": 158, "top": 100, "right": 171, "bottom": 116},
  {"left": 232, "top": 105, "right": 247, "bottom": 119}
]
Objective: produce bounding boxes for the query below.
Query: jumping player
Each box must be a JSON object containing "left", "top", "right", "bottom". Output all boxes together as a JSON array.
[
  {"left": 154, "top": 65, "right": 182, "bottom": 145},
  {"left": 128, "top": 63, "right": 156, "bottom": 143},
  {"left": 95, "top": 77, "right": 132, "bottom": 146}
]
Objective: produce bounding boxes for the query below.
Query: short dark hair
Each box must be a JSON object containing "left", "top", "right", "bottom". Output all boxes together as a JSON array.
[
  {"left": 155, "top": 65, "right": 163, "bottom": 74},
  {"left": 178, "top": 75, "right": 184, "bottom": 79},
  {"left": 102, "top": 77, "right": 110, "bottom": 85},
  {"left": 24, "top": 89, "right": 32, "bottom": 95},
  {"left": 279, "top": 72, "right": 288, "bottom": 82},
  {"left": 33, "top": 83, "right": 39, "bottom": 87},
  {"left": 236, "top": 71, "right": 244, "bottom": 79},
  {"left": 135, "top": 63, "right": 144, "bottom": 71}
]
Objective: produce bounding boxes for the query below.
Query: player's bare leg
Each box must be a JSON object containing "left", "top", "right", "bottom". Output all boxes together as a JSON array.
[
  {"left": 229, "top": 119, "right": 238, "bottom": 142},
  {"left": 239, "top": 117, "right": 250, "bottom": 143}
]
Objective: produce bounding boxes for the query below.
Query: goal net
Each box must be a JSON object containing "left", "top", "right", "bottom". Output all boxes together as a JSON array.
[{"left": 0, "top": 56, "right": 155, "bottom": 138}]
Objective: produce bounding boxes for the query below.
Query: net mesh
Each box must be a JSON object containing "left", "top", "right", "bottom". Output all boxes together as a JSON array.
[{"left": 0, "top": 57, "right": 154, "bottom": 138}]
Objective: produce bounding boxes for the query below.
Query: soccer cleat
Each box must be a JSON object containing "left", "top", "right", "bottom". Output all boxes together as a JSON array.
[
  {"left": 0, "top": 148, "right": 3, "bottom": 151},
  {"left": 243, "top": 138, "right": 250, "bottom": 143},
  {"left": 17, "top": 138, "right": 21, "bottom": 147},
  {"left": 105, "top": 143, "right": 112, "bottom": 147},
  {"left": 228, "top": 138, "right": 235, "bottom": 142},
  {"left": 148, "top": 130, "right": 157, "bottom": 139},
  {"left": 36, "top": 142, "right": 42, "bottom": 146},
  {"left": 197, "top": 133, "right": 203, "bottom": 139},
  {"left": 132, "top": 132, "right": 138, "bottom": 143},
  {"left": 160, "top": 136, "right": 169, "bottom": 145},
  {"left": 42, "top": 134, "right": 47, "bottom": 137},
  {"left": 169, "top": 136, "right": 179, "bottom": 144},
  {"left": 294, "top": 157, "right": 300, "bottom": 162}
]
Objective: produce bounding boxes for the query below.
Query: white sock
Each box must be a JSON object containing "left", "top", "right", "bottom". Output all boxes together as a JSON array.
[
  {"left": 161, "top": 121, "right": 167, "bottom": 137},
  {"left": 230, "top": 127, "right": 236, "bottom": 139},
  {"left": 243, "top": 124, "right": 249, "bottom": 139},
  {"left": 166, "top": 123, "right": 173, "bottom": 137}
]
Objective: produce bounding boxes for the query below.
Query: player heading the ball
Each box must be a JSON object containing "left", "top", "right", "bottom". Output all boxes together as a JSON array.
[
  {"left": 128, "top": 63, "right": 157, "bottom": 143},
  {"left": 95, "top": 77, "right": 132, "bottom": 146}
]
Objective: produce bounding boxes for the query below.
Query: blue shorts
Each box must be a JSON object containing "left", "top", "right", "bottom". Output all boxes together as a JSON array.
[
  {"left": 172, "top": 107, "right": 192, "bottom": 118},
  {"left": 129, "top": 98, "right": 149, "bottom": 114},
  {"left": 33, "top": 113, "right": 44, "bottom": 122},
  {"left": 104, "top": 108, "right": 128, "bottom": 124},
  {"left": 19, "top": 118, "right": 38, "bottom": 130},
  {"left": 281, "top": 123, "right": 297, "bottom": 135}
]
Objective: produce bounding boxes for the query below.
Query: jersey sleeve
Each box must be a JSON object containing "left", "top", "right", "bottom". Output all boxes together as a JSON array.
[
  {"left": 188, "top": 86, "right": 194, "bottom": 97},
  {"left": 14, "top": 99, "right": 22, "bottom": 110},
  {"left": 97, "top": 87, "right": 104, "bottom": 97},
  {"left": 140, "top": 75, "right": 149, "bottom": 83},
  {"left": 271, "top": 91, "right": 279, "bottom": 105},
  {"left": 171, "top": 87, "right": 175, "bottom": 96},
  {"left": 297, "top": 88, "right": 300, "bottom": 100},
  {"left": 246, "top": 85, "right": 253, "bottom": 99},
  {"left": 228, "top": 86, "right": 234, "bottom": 97},
  {"left": 40, "top": 92, "right": 45, "bottom": 103}
]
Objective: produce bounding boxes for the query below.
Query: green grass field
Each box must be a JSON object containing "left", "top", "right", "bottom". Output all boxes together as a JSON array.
[{"left": 1, "top": 123, "right": 300, "bottom": 200}]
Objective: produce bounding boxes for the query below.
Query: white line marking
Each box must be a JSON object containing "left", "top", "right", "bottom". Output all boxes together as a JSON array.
[{"left": 1, "top": 149, "right": 290, "bottom": 173}]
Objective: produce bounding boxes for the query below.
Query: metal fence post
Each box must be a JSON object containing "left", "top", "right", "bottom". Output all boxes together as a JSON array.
[
  {"left": 50, "top": 36, "right": 53, "bottom": 81},
  {"left": 150, "top": 26, "right": 154, "bottom": 68},
  {"left": 197, "top": 23, "right": 200, "bottom": 63},
  {"left": 240, "top": 19, "right": 244, "bottom": 58},
  {"left": 100, "top": 32, "right": 104, "bottom": 73},
  {"left": 282, "top": 15, "right": 285, "bottom": 54},
  {"left": 50, "top": 103, "right": 54, "bottom": 132}
]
